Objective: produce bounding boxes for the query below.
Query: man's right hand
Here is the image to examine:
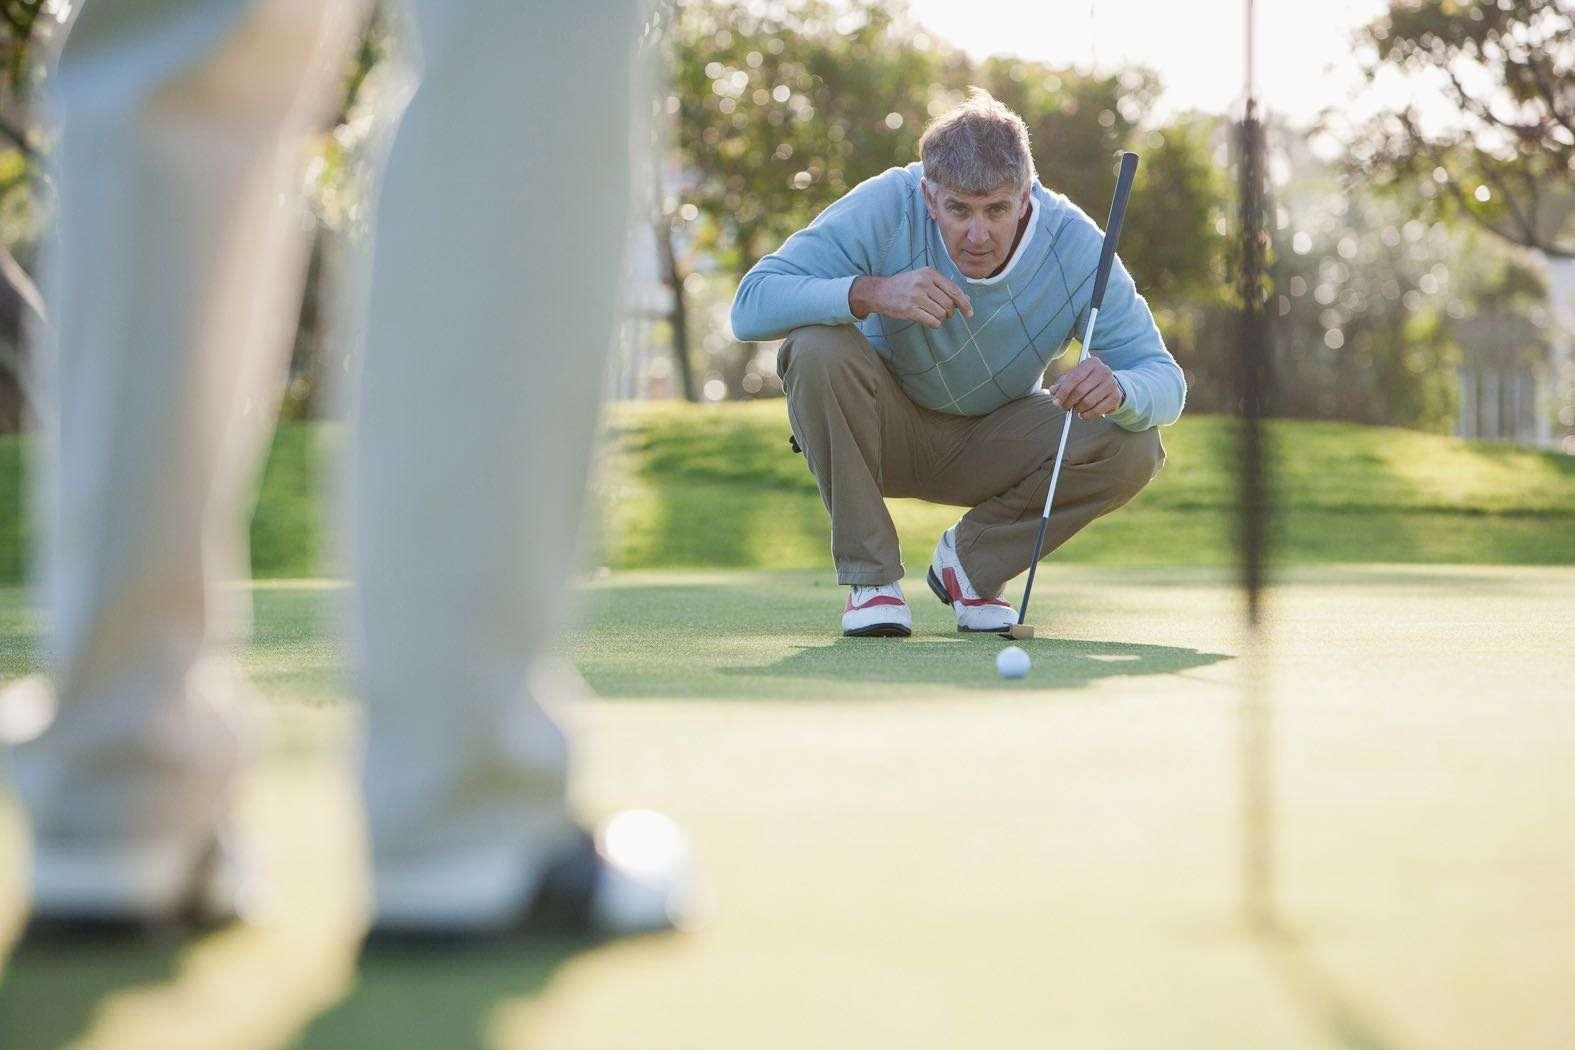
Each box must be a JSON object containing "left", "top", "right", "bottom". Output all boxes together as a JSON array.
[{"left": 849, "top": 268, "right": 973, "bottom": 329}]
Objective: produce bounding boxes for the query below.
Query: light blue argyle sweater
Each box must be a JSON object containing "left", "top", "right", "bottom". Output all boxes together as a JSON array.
[{"left": 731, "top": 163, "right": 1185, "bottom": 428}]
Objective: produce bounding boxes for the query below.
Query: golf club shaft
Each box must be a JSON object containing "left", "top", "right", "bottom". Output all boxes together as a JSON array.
[
  {"left": 1017, "top": 152, "right": 1139, "bottom": 626},
  {"left": 1013, "top": 305, "right": 1096, "bottom": 625}
]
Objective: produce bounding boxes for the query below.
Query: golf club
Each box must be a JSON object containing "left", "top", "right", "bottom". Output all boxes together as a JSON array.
[{"left": 1003, "top": 150, "right": 1140, "bottom": 640}]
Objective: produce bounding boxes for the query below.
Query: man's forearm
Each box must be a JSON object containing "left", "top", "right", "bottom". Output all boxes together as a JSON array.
[{"left": 729, "top": 270, "right": 859, "bottom": 341}]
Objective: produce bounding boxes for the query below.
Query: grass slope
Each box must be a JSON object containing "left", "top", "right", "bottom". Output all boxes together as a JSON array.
[
  {"left": 1, "top": 403, "right": 1572, "bottom": 585},
  {"left": 600, "top": 401, "right": 1575, "bottom": 569},
  {"left": 0, "top": 425, "right": 333, "bottom": 586}
]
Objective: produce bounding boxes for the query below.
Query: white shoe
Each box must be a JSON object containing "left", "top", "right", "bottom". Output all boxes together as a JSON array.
[
  {"left": 841, "top": 582, "right": 913, "bottom": 637},
  {"left": 371, "top": 810, "right": 707, "bottom": 940},
  {"left": 5, "top": 675, "right": 268, "bottom": 932},
  {"left": 927, "top": 528, "right": 1018, "bottom": 633},
  {"left": 26, "top": 827, "right": 267, "bottom": 931}
]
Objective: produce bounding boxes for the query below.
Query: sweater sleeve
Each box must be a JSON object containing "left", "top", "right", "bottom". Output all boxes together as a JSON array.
[
  {"left": 1089, "top": 254, "right": 1187, "bottom": 431},
  {"left": 729, "top": 168, "right": 910, "bottom": 342}
]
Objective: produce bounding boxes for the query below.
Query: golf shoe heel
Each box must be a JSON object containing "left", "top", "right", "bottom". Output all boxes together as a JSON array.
[{"left": 929, "top": 529, "right": 1018, "bottom": 634}]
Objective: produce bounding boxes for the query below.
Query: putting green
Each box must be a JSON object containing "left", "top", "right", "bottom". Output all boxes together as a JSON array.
[{"left": 1, "top": 565, "right": 1572, "bottom": 1049}]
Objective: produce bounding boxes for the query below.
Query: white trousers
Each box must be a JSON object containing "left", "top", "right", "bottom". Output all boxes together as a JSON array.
[{"left": 7, "top": 0, "right": 638, "bottom": 928}]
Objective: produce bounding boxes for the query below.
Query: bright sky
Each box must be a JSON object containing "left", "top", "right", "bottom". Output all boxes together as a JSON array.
[{"left": 905, "top": 0, "right": 1407, "bottom": 124}]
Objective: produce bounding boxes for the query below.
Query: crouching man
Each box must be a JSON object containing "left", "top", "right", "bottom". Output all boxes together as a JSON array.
[{"left": 730, "top": 89, "right": 1185, "bottom": 637}]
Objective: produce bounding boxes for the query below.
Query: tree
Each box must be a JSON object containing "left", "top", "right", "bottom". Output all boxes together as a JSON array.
[
  {"left": 978, "top": 60, "right": 1227, "bottom": 311},
  {"left": 0, "top": 4, "right": 396, "bottom": 428},
  {"left": 1350, "top": 0, "right": 1574, "bottom": 257},
  {"left": 1195, "top": 127, "right": 1555, "bottom": 434},
  {"left": 661, "top": 9, "right": 1230, "bottom": 400},
  {"left": 0, "top": 0, "right": 64, "bottom": 432},
  {"left": 976, "top": 60, "right": 1161, "bottom": 220},
  {"left": 659, "top": 0, "right": 958, "bottom": 397}
]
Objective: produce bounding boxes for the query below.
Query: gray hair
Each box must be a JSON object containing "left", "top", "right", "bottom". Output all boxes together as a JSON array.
[{"left": 919, "top": 88, "right": 1036, "bottom": 195}]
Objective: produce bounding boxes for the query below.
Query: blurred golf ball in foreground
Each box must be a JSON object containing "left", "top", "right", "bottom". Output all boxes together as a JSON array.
[{"left": 996, "top": 646, "right": 1030, "bottom": 678}]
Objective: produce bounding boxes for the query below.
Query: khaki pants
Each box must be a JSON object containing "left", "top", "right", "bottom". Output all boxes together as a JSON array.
[{"left": 779, "top": 325, "right": 1166, "bottom": 597}]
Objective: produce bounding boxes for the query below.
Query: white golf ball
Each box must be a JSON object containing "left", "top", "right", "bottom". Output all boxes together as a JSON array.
[{"left": 996, "top": 645, "right": 1030, "bottom": 678}]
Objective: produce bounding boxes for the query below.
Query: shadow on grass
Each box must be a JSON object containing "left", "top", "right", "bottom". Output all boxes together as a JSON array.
[
  {"left": 296, "top": 935, "right": 592, "bottom": 1049},
  {"left": 0, "top": 925, "right": 184, "bottom": 1049},
  {"left": 0, "top": 924, "right": 609, "bottom": 1050},
  {"left": 1255, "top": 923, "right": 1417, "bottom": 1050},
  {"left": 730, "top": 636, "right": 1230, "bottom": 691}
]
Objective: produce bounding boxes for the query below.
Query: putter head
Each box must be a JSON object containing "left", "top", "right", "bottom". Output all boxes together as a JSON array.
[{"left": 1001, "top": 624, "right": 1035, "bottom": 640}]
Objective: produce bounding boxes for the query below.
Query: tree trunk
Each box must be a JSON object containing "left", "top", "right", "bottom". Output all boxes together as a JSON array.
[
  {"left": 654, "top": 217, "right": 697, "bottom": 402},
  {"left": 0, "top": 243, "right": 46, "bottom": 433}
]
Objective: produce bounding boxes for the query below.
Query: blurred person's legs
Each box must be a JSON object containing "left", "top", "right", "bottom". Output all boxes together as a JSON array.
[
  {"left": 7, "top": 0, "right": 366, "bottom": 920},
  {"left": 353, "top": 1, "right": 686, "bottom": 932},
  {"left": 7, "top": 0, "right": 692, "bottom": 935}
]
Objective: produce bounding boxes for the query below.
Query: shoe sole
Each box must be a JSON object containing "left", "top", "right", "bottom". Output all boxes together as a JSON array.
[
  {"left": 843, "top": 622, "right": 912, "bottom": 638},
  {"left": 927, "top": 567, "right": 1013, "bottom": 634}
]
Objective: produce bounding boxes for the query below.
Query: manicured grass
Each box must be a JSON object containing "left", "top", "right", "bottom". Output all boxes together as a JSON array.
[
  {"left": 564, "top": 569, "right": 1230, "bottom": 699},
  {"left": 2, "top": 403, "right": 1573, "bottom": 588},
  {"left": 3, "top": 566, "right": 1574, "bottom": 1050},
  {"left": 0, "top": 570, "right": 1229, "bottom": 701},
  {"left": 247, "top": 425, "right": 340, "bottom": 581},
  {"left": 599, "top": 401, "right": 1575, "bottom": 569},
  {"left": 0, "top": 436, "right": 24, "bottom": 586},
  {"left": 0, "top": 423, "right": 335, "bottom": 586}
]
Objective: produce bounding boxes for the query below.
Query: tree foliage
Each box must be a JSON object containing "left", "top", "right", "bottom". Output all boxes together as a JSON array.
[
  {"left": 661, "top": 0, "right": 958, "bottom": 279},
  {"left": 0, "top": 0, "right": 63, "bottom": 431},
  {"left": 1185, "top": 129, "right": 1550, "bottom": 433},
  {"left": 658, "top": 0, "right": 1228, "bottom": 399},
  {"left": 975, "top": 60, "right": 1226, "bottom": 306},
  {"left": 1351, "top": 0, "right": 1574, "bottom": 257},
  {"left": 0, "top": 3, "right": 395, "bottom": 427}
]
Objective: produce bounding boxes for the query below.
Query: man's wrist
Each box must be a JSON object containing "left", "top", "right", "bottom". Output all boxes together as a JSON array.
[{"left": 849, "top": 275, "right": 881, "bottom": 320}]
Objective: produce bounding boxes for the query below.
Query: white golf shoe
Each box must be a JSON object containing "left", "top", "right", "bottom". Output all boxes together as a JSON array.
[
  {"left": 841, "top": 582, "right": 912, "bottom": 637},
  {"left": 24, "top": 826, "right": 267, "bottom": 933},
  {"left": 927, "top": 528, "right": 1018, "bottom": 633},
  {"left": 371, "top": 809, "right": 707, "bottom": 941}
]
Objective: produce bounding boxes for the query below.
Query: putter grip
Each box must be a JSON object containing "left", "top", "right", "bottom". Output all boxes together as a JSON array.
[{"left": 1088, "top": 151, "right": 1139, "bottom": 310}]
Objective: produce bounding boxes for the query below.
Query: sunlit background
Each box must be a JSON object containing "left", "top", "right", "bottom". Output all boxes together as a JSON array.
[
  {"left": 605, "top": 0, "right": 1574, "bottom": 461},
  {"left": 1, "top": 2, "right": 1572, "bottom": 1048},
  {"left": 912, "top": 0, "right": 1388, "bottom": 122}
]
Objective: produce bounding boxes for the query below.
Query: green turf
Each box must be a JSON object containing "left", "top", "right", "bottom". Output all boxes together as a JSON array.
[
  {"left": 0, "top": 572, "right": 1236, "bottom": 702},
  {"left": 2, "top": 567, "right": 1573, "bottom": 1049},
  {"left": 0, "top": 422, "right": 336, "bottom": 586},
  {"left": 598, "top": 402, "right": 1575, "bottom": 570},
  {"left": 565, "top": 570, "right": 1230, "bottom": 699},
  {"left": 0, "top": 436, "right": 24, "bottom": 586},
  {"left": 3, "top": 405, "right": 1573, "bottom": 586},
  {"left": 247, "top": 425, "right": 340, "bottom": 581}
]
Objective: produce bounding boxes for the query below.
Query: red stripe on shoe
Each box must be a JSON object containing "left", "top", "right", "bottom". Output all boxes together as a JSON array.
[
  {"left": 941, "top": 567, "right": 1011, "bottom": 608},
  {"left": 846, "top": 594, "right": 907, "bottom": 611}
]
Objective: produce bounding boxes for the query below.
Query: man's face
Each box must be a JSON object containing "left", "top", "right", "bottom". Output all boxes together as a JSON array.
[{"left": 922, "top": 180, "right": 1031, "bottom": 279}]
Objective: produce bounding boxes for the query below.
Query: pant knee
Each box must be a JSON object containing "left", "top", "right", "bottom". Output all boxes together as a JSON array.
[
  {"left": 1105, "top": 427, "right": 1166, "bottom": 499},
  {"left": 777, "top": 325, "right": 871, "bottom": 385}
]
